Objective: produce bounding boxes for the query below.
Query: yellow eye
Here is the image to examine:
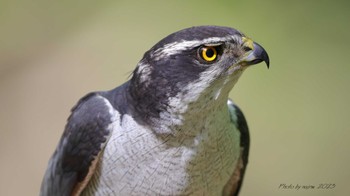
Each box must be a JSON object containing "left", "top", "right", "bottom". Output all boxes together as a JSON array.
[{"left": 201, "top": 46, "right": 217, "bottom": 62}]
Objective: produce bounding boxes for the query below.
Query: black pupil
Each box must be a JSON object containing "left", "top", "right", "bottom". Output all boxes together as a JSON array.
[{"left": 206, "top": 48, "right": 214, "bottom": 57}]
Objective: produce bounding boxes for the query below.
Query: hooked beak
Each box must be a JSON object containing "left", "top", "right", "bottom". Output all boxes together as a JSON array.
[{"left": 241, "top": 38, "right": 270, "bottom": 68}]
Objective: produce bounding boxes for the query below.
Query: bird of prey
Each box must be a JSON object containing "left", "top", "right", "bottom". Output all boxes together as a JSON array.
[{"left": 40, "top": 25, "right": 269, "bottom": 196}]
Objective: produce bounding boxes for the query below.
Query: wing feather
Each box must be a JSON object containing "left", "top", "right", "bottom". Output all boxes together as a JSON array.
[
  {"left": 40, "top": 93, "right": 115, "bottom": 196},
  {"left": 225, "top": 99, "right": 250, "bottom": 196}
]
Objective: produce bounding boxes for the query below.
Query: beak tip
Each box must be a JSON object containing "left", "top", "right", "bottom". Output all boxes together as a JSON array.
[
  {"left": 241, "top": 41, "right": 270, "bottom": 69},
  {"left": 264, "top": 54, "right": 270, "bottom": 69},
  {"left": 254, "top": 42, "right": 270, "bottom": 69}
]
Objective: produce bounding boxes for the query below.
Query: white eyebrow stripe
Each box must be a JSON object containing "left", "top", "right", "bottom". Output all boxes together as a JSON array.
[{"left": 151, "top": 35, "right": 241, "bottom": 61}]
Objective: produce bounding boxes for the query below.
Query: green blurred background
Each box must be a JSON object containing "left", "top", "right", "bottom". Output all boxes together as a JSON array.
[{"left": 1, "top": 0, "right": 349, "bottom": 195}]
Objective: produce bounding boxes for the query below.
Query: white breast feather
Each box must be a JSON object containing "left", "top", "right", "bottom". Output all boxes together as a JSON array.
[{"left": 82, "top": 103, "right": 241, "bottom": 195}]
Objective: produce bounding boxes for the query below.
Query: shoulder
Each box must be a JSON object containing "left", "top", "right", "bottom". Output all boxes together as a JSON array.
[
  {"left": 40, "top": 92, "right": 120, "bottom": 196},
  {"left": 227, "top": 99, "right": 249, "bottom": 149},
  {"left": 226, "top": 99, "right": 250, "bottom": 195}
]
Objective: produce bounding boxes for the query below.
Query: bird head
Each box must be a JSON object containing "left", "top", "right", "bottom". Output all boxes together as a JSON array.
[{"left": 129, "top": 26, "right": 269, "bottom": 133}]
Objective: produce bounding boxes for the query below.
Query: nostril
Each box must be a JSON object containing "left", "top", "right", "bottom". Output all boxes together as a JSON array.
[{"left": 243, "top": 46, "right": 252, "bottom": 52}]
